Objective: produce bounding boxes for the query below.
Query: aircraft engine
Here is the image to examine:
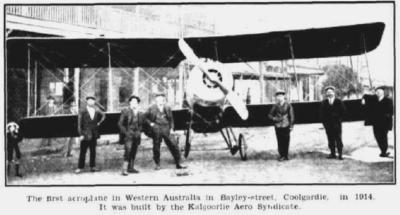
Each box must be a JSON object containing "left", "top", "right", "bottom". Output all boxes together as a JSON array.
[{"left": 186, "top": 61, "right": 233, "bottom": 107}]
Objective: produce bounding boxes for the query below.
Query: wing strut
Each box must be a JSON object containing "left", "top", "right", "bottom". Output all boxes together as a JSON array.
[
  {"left": 287, "top": 34, "right": 301, "bottom": 101},
  {"left": 214, "top": 40, "right": 219, "bottom": 61},
  {"left": 107, "top": 42, "right": 113, "bottom": 112},
  {"left": 362, "top": 34, "right": 373, "bottom": 88},
  {"left": 26, "top": 43, "right": 31, "bottom": 117}
]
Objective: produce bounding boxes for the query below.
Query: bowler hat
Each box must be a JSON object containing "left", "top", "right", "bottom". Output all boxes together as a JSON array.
[
  {"left": 129, "top": 95, "right": 141, "bottom": 103},
  {"left": 275, "top": 90, "right": 286, "bottom": 96}
]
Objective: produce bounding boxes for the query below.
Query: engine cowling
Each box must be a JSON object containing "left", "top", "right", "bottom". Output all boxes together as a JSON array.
[{"left": 186, "top": 61, "right": 233, "bottom": 107}]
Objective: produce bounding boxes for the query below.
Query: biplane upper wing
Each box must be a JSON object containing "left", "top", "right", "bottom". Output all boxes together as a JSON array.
[
  {"left": 7, "top": 22, "right": 384, "bottom": 68},
  {"left": 184, "top": 22, "right": 385, "bottom": 63}
]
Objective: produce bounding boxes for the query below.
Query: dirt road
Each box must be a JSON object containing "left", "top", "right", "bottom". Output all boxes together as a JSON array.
[{"left": 7, "top": 122, "right": 394, "bottom": 185}]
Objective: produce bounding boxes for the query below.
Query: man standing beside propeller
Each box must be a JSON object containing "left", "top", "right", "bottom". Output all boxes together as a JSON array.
[
  {"left": 145, "top": 93, "right": 187, "bottom": 170},
  {"left": 268, "top": 90, "right": 295, "bottom": 161}
]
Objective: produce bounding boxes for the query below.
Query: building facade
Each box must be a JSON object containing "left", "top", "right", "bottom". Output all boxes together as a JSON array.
[
  {"left": 6, "top": 5, "right": 216, "bottom": 121},
  {"left": 7, "top": 5, "right": 329, "bottom": 123}
]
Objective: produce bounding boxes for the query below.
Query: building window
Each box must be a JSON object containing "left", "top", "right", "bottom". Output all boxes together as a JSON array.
[{"left": 49, "top": 82, "right": 64, "bottom": 96}]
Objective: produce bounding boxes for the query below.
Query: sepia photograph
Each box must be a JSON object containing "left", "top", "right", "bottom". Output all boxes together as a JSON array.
[{"left": 4, "top": 2, "right": 395, "bottom": 185}]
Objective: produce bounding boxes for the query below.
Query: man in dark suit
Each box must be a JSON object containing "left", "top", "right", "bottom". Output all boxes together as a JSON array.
[
  {"left": 145, "top": 93, "right": 186, "bottom": 170},
  {"left": 361, "top": 88, "right": 378, "bottom": 126},
  {"left": 75, "top": 96, "right": 105, "bottom": 174},
  {"left": 320, "top": 86, "right": 346, "bottom": 160},
  {"left": 40, "top": 96, "right": 59, "bottom": 146},
  {"left": 371, "top": 86, "right": 393, "bottom": 157},
  {"left": 268, "top": 90, "right": 295, "bottom": 161},
  {"left": 118, "top": 95, "right": 145, "bottom": 176}
]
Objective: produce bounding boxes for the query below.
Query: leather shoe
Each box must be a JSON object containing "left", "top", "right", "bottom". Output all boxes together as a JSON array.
[
  {"left": 122, "top": 170, "right": 129, "bottom": 176},
  {"left": 90, "top": 167, "right": 101, "bottom": 172},
  {"left": 327, "top": 154, "right": 337, "bottom": 159},
  {"left": 338, "top": 155, "right": 344, "bottom": 160},
  {"left": 155, "top": 165, "right": 161, "bottom": 171},
  {"left": 176, "top": 164, "right": 187, "bottom": 169},
  {"left": 379, "top": 152, "right": 390, "bottom": 157},
  {"left": 128, "top": 168, "right": 140, "bottom": 174}
]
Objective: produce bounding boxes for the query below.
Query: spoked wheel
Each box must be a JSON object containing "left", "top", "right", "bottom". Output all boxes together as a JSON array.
[{"left": 238, "top": 133, "right": 248, "bottom": 161}]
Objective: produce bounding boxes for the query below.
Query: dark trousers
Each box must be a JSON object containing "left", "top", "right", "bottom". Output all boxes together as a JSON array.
[
  {"left": 275, "top": 127, "right": 290, "bottom": 158},
  {"left": 124, "top": 133, "right": 141, "bottom": 168},
  {"left": 324, "top": 123, "right": 343, "bottom": 156},
  {"left": 78, "top": 139, "right": 97, "bottom": 169},
  {"left": 7, "top": 143, "right": 21, "bottom": 162},
  {"left": 152, "top": 125, "right": 180, "bottom": 165},
  {"left": 373, "top": 125, "right": 389, "bottom": 155}
]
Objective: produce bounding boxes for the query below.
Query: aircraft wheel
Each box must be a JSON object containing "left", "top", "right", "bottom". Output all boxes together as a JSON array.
[
  {"left": 238, "top": 133, "right": 248, "bottom": 161},
  {"left": 184, "top": 126, "right": 191, "bottom": 158}
]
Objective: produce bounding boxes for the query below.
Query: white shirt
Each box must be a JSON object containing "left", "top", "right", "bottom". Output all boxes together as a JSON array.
[
  {"left": 158, "top": 105, "right": 164, "bottom": 113},
  {"left": 131, "top": 108, "right": 138, "bottom": 116},
  {"left": 328, "top": 97, "right": 335, "bottom": 105},
  {"left": 87, "top": 106, "right": 95, "bottom": 120}
]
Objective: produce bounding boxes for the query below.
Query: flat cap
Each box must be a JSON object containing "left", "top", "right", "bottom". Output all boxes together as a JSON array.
[
  {"left": 275, "top": 90, "right": 286, "bottom": 96},
  {"left": 154, "top": 92, "right": 166, "bottom": 97},
  {"left": 324, "top": 86, "right": 336, "bottom": 92},
  {"left": 47, "top": 95, "right": 55, "bottom": 100},
  {"left": 375, "top": 86, "right": 386, "bottom": 91},
  {"left": 86, "top": 95, "right": 96, "bottom": 100}
]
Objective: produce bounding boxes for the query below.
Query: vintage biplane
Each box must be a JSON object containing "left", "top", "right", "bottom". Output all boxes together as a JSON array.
[{"left": 7, "top": 22, "right": 385, "bottom": 161}]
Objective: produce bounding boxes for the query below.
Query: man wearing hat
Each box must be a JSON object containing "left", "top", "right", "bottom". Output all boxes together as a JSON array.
[
  {"left": 145, "top": 93, "right": 186, "bottom": 170},
  {"left": 118, "top": 95, "right": 145, "bottom": 176},
  {"left": 320, "top": 86, "right": 346, "bottom": 160},
  {"left": 6, "top": 122, "right": 23, "bottom": 177},
  {"left": 370, "top": 86, "right": 393, "bottom": 157},
  {"left": 268, "top": 90, "right": 295, "bottom": 161},
  {"left": 40, "top": 95, "right": 59, "bottom": 146},
  {"left": 75, "top": 95, "right": 105, "bottom": 174},
  {"left": 41, "top": 95, "right": 58, "bottom": 116}
]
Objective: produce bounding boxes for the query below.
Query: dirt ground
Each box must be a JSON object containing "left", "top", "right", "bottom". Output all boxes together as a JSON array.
[{"left": 7, "top": 121, "right": 394, "bottom": 185}]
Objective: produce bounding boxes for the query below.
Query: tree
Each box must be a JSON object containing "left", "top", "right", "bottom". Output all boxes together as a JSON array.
[{"left": 322, "top": 64, "right": 362, "bottom": 98}]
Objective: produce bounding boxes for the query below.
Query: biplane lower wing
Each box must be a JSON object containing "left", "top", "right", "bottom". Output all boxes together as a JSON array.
[
  {"left": 172, "top": 99, "right": 365, "bottom": 130},
  {"left": 19, "top": 113, "right": 121, "bottom": 138},
  {"left": 20, "top": 99, "right": 365, "bottom": 138}
]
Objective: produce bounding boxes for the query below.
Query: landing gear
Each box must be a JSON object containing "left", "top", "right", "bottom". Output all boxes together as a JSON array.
[
  {"left": 220, "top": 127, "right": 247, "bottom": 161},
  {"left": 184, "top": 110, "right": 194, "bottom": 159},
  {"left": 181, "top": 109, "right": 247, "bottom": 161},
  {"left": 238, "top": 133, "right": 247, "bottom": 161},
  {"left": 184, "top": 125, "right": 191, "bottom": 158}
]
